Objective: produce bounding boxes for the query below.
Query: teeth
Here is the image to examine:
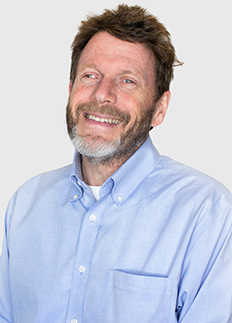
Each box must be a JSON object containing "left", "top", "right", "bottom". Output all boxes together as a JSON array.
[{"left": 86, "top": 113, "right": 121, "bottom": 124}]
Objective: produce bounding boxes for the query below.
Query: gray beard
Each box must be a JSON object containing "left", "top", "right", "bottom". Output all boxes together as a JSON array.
[
  {"left": 67, "top": 102, "right": 155, "bottom": 165},
  {"left": 70, "top": 125, "right": 123, "bottom": 164}
]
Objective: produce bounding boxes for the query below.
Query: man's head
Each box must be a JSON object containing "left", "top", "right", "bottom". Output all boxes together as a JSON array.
[
  {"left": 69, "top": 4, "right": 181, "bottom": 102},
  {"left": 66, "top": 5, "right": 182, "bottom": 164}
]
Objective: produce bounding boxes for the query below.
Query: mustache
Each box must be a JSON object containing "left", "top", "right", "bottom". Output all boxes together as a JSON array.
[{"left": 75, "top": 103, "right": 131, "bottom": 126}]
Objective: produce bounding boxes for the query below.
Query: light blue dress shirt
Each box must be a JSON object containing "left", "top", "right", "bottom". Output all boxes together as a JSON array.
[{"left": 0, "top": 136, "right": 232, "bottom": 323}]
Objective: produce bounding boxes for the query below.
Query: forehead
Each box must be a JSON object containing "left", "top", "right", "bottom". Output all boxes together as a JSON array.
[{"left": 78, "top": 31, "right": 155, "bottom": 78}]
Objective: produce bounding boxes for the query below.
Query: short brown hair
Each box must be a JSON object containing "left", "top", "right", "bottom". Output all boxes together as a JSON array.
[{"left": 70, "top": 4, "right": 182, "bottom": 101}]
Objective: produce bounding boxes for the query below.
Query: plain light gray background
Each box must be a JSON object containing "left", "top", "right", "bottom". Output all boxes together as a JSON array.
[{"left": 0, "top": 0, "right": 231, "bottom": 250}]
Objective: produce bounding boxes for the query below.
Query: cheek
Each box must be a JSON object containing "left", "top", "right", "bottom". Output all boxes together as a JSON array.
[
  {"left": 119, "top": 92, "right": 149, "bottom": 119},
  {"left": 70, "top": 84, "right": 92, "bottom": 106},
  {"left": 118, "top": 91, "right": 139, "bottom": 110}
]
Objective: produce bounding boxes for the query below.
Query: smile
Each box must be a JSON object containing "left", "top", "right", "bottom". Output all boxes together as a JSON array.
[{"left": 85, "top": 113, "right": 121, "bottom": 124}]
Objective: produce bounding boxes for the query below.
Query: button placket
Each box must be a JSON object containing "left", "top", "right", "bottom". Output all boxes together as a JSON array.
[{"left": 66, "top": 201, "right": 104, "bottom": 321}]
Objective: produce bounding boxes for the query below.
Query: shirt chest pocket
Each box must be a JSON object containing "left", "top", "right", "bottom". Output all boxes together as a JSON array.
[{"left": 99, "top": 270, "right": 173, "bottom": 323}]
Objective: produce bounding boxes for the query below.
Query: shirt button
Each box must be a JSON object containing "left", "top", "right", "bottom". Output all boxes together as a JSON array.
[
  {"left": 117, "top": 195, "right": 123, "bottom": 202},
  {"left": 73, "top": 195, "right": 78, "bottom": 199},
  {"left": 77, "top": 180, "right": 82, "bottom": 186},
  {"left": 79, "top": 266, "right": 86, "bottom": 273},
  {"left": 89, "top": 214, "right": 96, "bottom": 222},
  {"left": 71, "top": 319, "right": 77, "bottom": 323}
]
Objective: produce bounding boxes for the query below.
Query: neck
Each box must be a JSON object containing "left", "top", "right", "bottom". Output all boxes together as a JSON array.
[
  {"left": 81, "top": 156, "right": 126, "bottom": 186},
  {"left": 81, "top": 137, "right": 148, "bottom": 186}
]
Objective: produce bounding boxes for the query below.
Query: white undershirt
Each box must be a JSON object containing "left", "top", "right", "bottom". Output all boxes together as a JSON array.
[{"left": 88, "top": 185, "right": 101, "bottom": 201}]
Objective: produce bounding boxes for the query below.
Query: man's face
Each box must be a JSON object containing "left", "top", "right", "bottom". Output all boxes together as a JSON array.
[{"left": 67, "top": 31, "right": 159, "bottom": 163}]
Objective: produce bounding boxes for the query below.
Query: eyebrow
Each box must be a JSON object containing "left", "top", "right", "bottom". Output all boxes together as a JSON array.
[
  {"left": 77, "top": 63, "right": 98, "bottom": 73},
  {"left": 120, "top": 69, "right": 140, "bottom": 76},
  {"left": 119, "top": 69, "right": 146, "bottom": 84}
]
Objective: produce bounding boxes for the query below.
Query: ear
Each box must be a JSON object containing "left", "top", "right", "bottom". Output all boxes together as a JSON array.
[
  {"left": 69, "top": 82, "right": 73, "bottom": 95},
  {"left": 151, "top": 91, "right": 171, "bottom": 128}
]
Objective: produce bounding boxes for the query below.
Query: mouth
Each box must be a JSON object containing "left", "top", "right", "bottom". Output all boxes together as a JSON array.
[{"left": 84, "top": 113, "right": 122, "bottom": 125}]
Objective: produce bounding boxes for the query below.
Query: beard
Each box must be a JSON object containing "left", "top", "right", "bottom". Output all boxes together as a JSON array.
[{"left": 66, "top": 101, "right": 155, "bottom": 165}]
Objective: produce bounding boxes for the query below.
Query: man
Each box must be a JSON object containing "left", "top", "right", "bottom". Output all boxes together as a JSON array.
[{"left": 0, "top": 4, "right": 231, "bottom": 323}]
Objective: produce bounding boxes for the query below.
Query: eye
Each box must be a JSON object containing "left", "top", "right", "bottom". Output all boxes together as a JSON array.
[
  {"left": 81, "top": 72, "right": 100, "bottom": 84},
  {"left": 83, "top": 73, "right": 96, "bottom": 79},
  {"left": 123, "top": 78, "right": 135, "bottom": 84},
  {"left": 116, "top": 75, "right": 138, "bottom": 91}
]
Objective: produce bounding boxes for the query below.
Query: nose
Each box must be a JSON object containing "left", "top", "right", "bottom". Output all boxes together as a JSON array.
[{"left": 90, "top": 78, "right": 117, "bottom": 105}]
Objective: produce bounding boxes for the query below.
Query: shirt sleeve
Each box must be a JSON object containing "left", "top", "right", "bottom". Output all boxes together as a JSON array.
[
  {"left": 0, "top": 196, "right": 15, "bottom": 323},
  {"left": 176, "top": 204, "right": 232, "bottom": 322}
]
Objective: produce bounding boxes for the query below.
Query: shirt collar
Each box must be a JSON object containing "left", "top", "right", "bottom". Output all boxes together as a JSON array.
[
  {"left": 70, "top": 154, "right": 84, "bottom": 201},
  {"left": 110, "top": 136, "right": 161, "bottom": 206},
  {"left": 70, "top": 135, "right": 161, "bottom": 205}
]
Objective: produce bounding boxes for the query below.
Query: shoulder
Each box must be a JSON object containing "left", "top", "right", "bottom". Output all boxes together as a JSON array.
[
  {"left": 161, "top": 155, "right": 230, "bottom": 190},
  {"left": 18, "top": 164, "right": 72, "bottom": 192},
  {"left": 151, "top": 155, "right": 232, "bottom": 211},
  {"left": 7, "top": 164, "right": 73, "bottom": 214}
]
